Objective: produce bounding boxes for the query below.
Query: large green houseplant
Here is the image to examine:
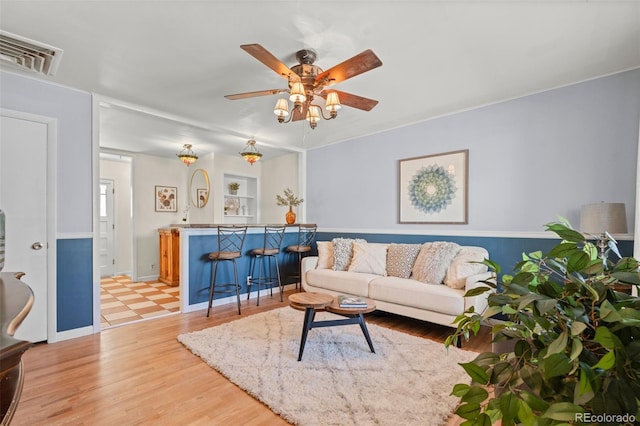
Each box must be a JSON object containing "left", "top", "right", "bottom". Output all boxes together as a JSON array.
[{"left": 445, "top": 219, "right": 640, "bottom": 425}]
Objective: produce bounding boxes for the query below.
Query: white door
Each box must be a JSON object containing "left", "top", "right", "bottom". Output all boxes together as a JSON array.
[
  {"left": 0, "top": 114, "right": 49, "bottom": 343},
  {"left": 99, "top": 179, "right": 115, "bottom": 277}
]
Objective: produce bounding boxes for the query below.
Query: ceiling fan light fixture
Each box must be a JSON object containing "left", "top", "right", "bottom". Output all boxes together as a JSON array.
[
  {"left": 177, "top": 143, "right": 198, "bottom": 166},
  {"left": 239, "top": 139, "right": 262, "bottom": 165},
  {"left": 226, "top": 44, "right": 382, "bottom": 131},
  {"left": 325, "top": 91, "right": 341, "bottom": 112},
  {"left": 289, "top": 82, "right": 306, "bottom": 104},
  {"left": 274, "top": 97, "right": 290, "bottom": 121},
  {"left": 306, "top": 105, "right": 321, "bottom": 129}
]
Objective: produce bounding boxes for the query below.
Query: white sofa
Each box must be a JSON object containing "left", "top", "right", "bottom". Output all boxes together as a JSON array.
[{"left": 300, "top": 240, "right": 493, "bottom": 329}]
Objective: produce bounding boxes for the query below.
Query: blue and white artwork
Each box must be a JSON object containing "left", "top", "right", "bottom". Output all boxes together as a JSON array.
[{"left": 399, "top": 150, "right": 468, "bottom": 223}]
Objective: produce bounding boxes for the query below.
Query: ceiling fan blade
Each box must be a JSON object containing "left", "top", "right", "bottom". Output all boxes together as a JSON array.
[
  {"left": 224, "top": 89, "right": 287, "bottom": 100},
  {"left": 240, "top": 44, "right": 300, "bottom": 82},
  {"left": 321, "top": 90, "right": 379, "bottom": 111},
  {"left": 315, "top": 49, "right": 382, "bottom": 86}
]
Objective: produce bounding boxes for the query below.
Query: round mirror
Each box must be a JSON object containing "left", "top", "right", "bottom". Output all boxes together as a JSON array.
[{"left": 190, "top": 169, "right": 210, "bottom": 208}]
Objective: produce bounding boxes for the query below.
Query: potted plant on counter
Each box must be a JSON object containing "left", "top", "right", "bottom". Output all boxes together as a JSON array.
[
  {"left": 445, "top": 219, "right": 640, "bottom": 425},
  {"left": 276, "top": 187, "right": 303, "bottom": 224}
]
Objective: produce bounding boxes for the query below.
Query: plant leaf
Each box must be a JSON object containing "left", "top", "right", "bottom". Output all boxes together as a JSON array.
[
  {"left": 545, "top": 223, "right": 585, "bottom": 243},
  {"left": 460, "top": 362, "right": 490, "bottom": 384},
  {"left": 570, "top": 321, "right": 587, "bottom": 337},
  {"left": 490, "top": 361, "right": 513, "bottom": 385},
  {"left": 455, "top": 402, "right": 481, "bottom": 420},
  {"left": 544, "top": 331, "right": 568, "bottom": 358},
  {"left": 547, "top": 243, "right": 579, "bottom": 259},
  {"left": 499, "top": 391, "right": 519, "bottom": 424},
  {"left": 592, "top": 350, "right": 615, "bottom": 371},
  {"left": 466, "top": 413, "right": 492, "bottom": 426},
  {"left": 612, "top": 271, "right": 640, "bottom": 286},
  {"left": 451, "top": 383, "right": 470, "bottom": 397},
  {"left": 542, "top": 353, "right": 572, "bottom": 379},
  {"left": 593, "top": 326, "right": 622, "bottom": 350},
  {"left": 465, "top": 286, "right": 492, "bottom": 297},
  {"left": 541, "top": 402, "right": 584, "bottom": 421},
  {"left": 599, "top": 300, "right": 622, "bottom": 322},
  {"left": 520, "top": 390, "right": 550, "bottom": 413},
  {"left": 517, "top": 398, "right": 536, "bottom": 425},
  {"left": 460, "top": 386, "right": 489, "bottom": 404},
  {"left": 574, "top": 368, "right": 595, "bottom": 405},
  {"left": 569, "top": 338, "right": 583, "bottom": 361},
  {"left": 566, "top": 251, "right": 591, "bottom": 273}
]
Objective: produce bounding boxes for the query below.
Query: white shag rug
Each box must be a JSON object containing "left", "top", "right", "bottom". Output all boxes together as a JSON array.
[{"left": 178, "top": 307, "right": 475, "bottom": 426}]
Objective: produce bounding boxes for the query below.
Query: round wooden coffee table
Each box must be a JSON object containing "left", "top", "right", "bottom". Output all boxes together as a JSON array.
[{"left": 288, "top": 292, "right": 376, "bottom": 361}]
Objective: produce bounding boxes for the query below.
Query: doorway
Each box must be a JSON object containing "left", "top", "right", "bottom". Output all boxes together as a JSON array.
[{"left": 99, "top": 179, "right": 115, "bottom": 277}]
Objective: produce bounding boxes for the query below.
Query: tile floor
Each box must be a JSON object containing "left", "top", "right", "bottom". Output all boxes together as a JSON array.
[{"left": 100, "top": 275, "right": 180, "bottom": 328}]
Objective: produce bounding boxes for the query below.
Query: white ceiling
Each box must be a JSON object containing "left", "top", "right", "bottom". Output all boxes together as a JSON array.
[{"left": 1, "top": 1, "right": 639, "bottom": 160}]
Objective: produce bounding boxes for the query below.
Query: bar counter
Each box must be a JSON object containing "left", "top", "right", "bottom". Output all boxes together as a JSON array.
[{"left": 168, "top": 224, "right": 315, "bottom": 312}]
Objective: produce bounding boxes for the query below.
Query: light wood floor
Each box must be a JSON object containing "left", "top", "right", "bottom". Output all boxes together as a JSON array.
[{"left": 12, "top": 288, "right": 491, "bottom": 425}]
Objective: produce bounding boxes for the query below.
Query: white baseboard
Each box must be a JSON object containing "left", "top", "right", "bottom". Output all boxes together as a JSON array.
[
  {"left": 50, "top": 325, "right": 94, "bottom": 343},
  {"left": 183, "top": 283, "right": 299, "bottom": 313}
]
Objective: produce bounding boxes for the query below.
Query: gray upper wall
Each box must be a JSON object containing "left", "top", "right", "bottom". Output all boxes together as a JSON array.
[
  {"left": 307, "top": 69, "right": 640, "bottom": 234},
  {"left": 0, "top": 71, "right": 92, "bottom": 235}
]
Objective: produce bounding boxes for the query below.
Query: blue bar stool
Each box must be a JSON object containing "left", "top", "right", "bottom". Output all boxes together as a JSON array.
[
  {"left": 206, "top": 226, "right": 247, "bottom": 317},
  {"left": 285, "top": 224, "right": 317, "bottom": 291},
  {"left": 247, "top": 225, "right": 286, "bottom": 306}
]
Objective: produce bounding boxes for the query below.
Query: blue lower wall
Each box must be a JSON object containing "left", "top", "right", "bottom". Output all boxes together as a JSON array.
[
  {"left": 316, "top": 232, "right": 635, "bottom": 277},
  {"left": 187, "top": 231, "right": 301, "bottom": 305},
  {"left": 57, "top": 238, "right": 93, "bottom": 331}
]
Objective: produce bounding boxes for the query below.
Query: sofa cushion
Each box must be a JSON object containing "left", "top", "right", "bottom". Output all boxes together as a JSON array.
[
  {"left": 411, "top": 242, "right": 461, "bottom": 284},
  {"left": 332, "top": 238, "right": 366, "bottom": 271},
  {"left": 369, "top": 276, "right": 465, "bottom": 316},
  {"left": 305, "top": 268, "right": 374, "bottom": 297},
  {"left": 316, "top": 241, "right": 334, "bottom": 269},
  {"left": 386, "top": 243, "right": 422, "bottom": 279},
  {"left": 348, "top": 242, "right": 388, "bottom": 276},
  {"left": 444, "top": 246, "right": 489, "bottom": 289}
]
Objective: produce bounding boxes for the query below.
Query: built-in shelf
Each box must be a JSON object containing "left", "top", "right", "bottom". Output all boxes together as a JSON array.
[{"left": 223, "top": 173, "right": 258, "bottom": 224}]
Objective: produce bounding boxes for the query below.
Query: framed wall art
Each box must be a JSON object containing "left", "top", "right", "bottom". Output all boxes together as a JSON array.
[
  {"left": 398, "top": 149, "right": 468, "bottom": 224},
  {"left": 197, "top": 188, "right": 208, "bottom": 208},
  {"left": 155, "top": 185, "right": 177, "bottom": 212}
]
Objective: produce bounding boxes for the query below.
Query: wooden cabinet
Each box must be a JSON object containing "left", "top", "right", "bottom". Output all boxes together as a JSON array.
[{"left": 159, "top": 228, "right": 179, "bottom": 286}]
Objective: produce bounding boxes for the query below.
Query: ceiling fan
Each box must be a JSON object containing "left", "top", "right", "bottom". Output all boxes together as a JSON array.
[{"left": 225, "top": 44, "right": 383, "bottom": 129}]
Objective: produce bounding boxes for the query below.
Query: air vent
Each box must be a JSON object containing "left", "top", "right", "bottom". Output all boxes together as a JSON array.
[{"left": 0, "top": 30, "right": 63, "bottom": 76}]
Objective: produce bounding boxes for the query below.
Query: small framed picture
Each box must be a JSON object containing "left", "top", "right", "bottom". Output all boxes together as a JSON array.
[
  {"left": 155, "top": 186, "right": 177, "bottom": 212},
  {"left": 197, "top": 188, "right": 208, "bottom": 208},
  {"left": 398, "top": 149, "right": 468, "bottom": 224}
]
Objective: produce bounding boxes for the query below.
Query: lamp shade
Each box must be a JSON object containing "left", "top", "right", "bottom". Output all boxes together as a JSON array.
[
  {"left": 289, "top": 82, "right": 306, "bottom": 104},
  {"left": 579, "top": 202, "right": 628, "bottom": 234},
  {"left": 273, "top": 98, "right": 289, "bottom": 117},
  {"left": 325, "top": 91, "right": 341, "bottom": 112}
]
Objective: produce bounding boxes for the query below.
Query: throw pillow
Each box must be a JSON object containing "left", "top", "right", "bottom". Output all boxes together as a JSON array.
[
  {"left": 444, "top": 246, "right": 489, "bottom": 289},
  {"left": 386, "top": 243, "right": 422, "bottom": 279},
  {"left": 411, "top": 242, "right": 461, "bottom": 284},
  {"left": 315, "top": 241, "right": 334, "bottom": 269},
  {"left": 332, "top": 238, "right": 366, "bottom": 271},
  {"left": 347, "top": 242, "right": 389, "bottom": 275}
]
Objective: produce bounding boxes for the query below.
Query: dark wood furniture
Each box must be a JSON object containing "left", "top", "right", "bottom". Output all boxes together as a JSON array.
[
  {"left": 1, "top": 272, "right": 34, "bottom": 425},
  {"left": 289, "top": 292, "right": 376, "bottom": 361}
]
